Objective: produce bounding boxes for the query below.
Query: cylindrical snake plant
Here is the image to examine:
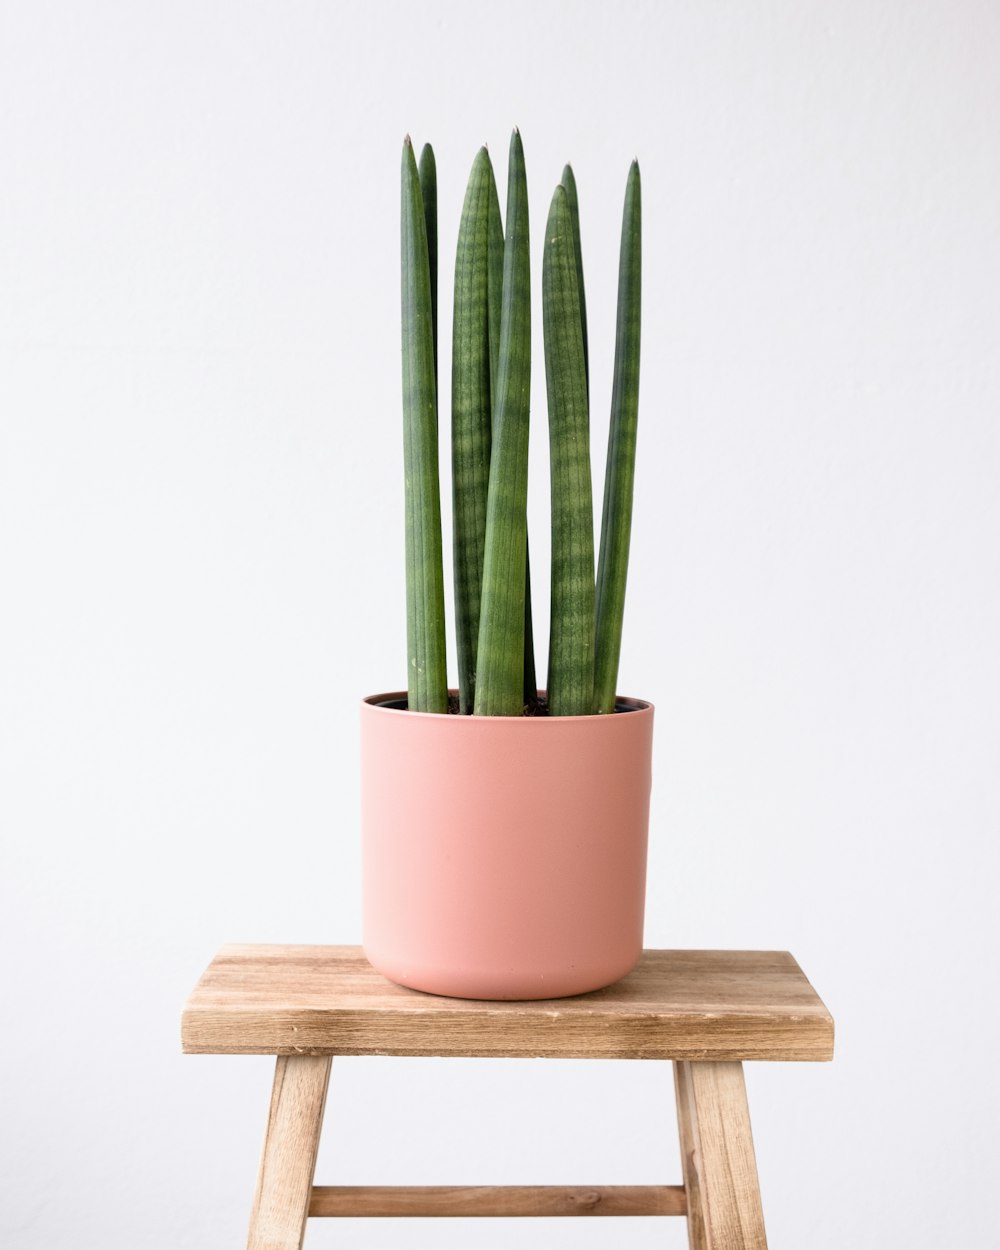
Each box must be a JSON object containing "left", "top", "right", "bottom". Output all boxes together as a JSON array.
[
  {"left": 400, "top": 132, "right": 641, "bottom": 716},
  {"left": 543, "top": 181, "right": 594, "bottom": 716},
  {"left": 594, "top": 160, "right": 642, "bottom": 714},
  {"left": 400, "top": 137, "right": 447, "bottom": 713}
]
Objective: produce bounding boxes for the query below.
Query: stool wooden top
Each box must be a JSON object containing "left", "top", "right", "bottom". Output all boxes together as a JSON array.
[{"left": 182, "top": 945, "right": 833, "bottom": 1062}]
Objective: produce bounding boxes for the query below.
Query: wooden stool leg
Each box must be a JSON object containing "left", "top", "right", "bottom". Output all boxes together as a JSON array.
[
  {"left": 247, "top": 1055, "right": 332, "bottom": 1250},
  {"left": 674, "top": 1061, "right": 768, "bottom": 1250}
]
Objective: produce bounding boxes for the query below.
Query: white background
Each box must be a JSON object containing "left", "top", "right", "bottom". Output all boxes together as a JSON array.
[{"left": 2, "top": 2, "right": 998, "bottom": 1246}]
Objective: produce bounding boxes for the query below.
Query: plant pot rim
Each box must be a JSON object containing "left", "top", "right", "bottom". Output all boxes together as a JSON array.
[{"left": 362, "top": 690, "right": 653, "bottom": 722}]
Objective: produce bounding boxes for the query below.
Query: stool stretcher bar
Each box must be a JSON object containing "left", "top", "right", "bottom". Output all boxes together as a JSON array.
[{"left": 308, "top": 1183, "right": 688, "bottom": 1218}]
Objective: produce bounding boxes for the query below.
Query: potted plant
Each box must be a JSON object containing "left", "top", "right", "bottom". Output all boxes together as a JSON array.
[{"left": 362, "top": 130, "right": 649, "bottom": 1000}]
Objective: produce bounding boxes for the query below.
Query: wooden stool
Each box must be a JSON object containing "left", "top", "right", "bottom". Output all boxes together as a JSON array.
[{"left": 182, "top": 945, "right": 833, "bottom": 1249}]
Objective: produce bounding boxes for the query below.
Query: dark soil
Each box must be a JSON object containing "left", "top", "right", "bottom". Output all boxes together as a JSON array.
[{"left": 443, "top": 693, "right": 550, "bottom": 716}]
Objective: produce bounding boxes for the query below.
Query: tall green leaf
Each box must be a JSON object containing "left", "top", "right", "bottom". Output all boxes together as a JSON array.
[
  {"left": 418, "top": 143, "right": 438, "bottom": 387},
  {"left": 452, "top": 148, "right": 494, "bottom": 714},
  {"left": 594, "top": 161, "right": 642, "bottom": 714},
  {"left": 401, "top": 137, "right": 448, "bottom": 713},
  {"left": 543, "top": 183, "right": 595, "bottom": 716},
  {"left": 561, "top": 163, "right": 589, "bottom": 399},
  {"left": 483, "top": 158, "right": 537, "bottom": 710},
  {"left": 486, "top": 159, "right": 504, "bottom": 399},
  {"left": 474, "top": 130, "right": 531, "bottom": 716},
  {"left": 522, "top": 544, "right": 538, "bottom": 709},
  {"left": 551, "top": 166, "right": 587, "bottom": 713}
]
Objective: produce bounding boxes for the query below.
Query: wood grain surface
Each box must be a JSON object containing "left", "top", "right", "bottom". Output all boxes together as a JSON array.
[
  {"left": 675, "top": 1060, "right": 768, "bottom": 1249},
  {"left": 246, "top": 1055, "right": 331, "bottom": 1250},
  {"left": 308, "top": 1184, "right": 687, "bottom": 1218},
  {"left": 182, "top": 946, "right": 833, "bottom": 1061}
]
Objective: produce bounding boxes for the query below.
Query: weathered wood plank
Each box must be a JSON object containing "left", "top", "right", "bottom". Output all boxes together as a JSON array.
[
  {"left": 674, "top": 1061, "right": 768, "bottom": 1249},
  {"left": 308, "top": 1183, "right": 687, "bottom": 1217},
  {"left": 246, "top": 1055, "right": 331, "bottom": 1250},
  {"left": 182, "top": 946, "right": 833, "bottom": 1062}
]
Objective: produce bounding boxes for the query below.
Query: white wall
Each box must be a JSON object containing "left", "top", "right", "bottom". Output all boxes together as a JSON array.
[{"left": 2, "top": 1, "right": 998, "bottom": 1246}]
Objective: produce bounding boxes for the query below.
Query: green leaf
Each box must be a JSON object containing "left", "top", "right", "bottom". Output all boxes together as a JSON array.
[
  {"left": 486, "top": 158, "right": 504, "bottom": 403},
  {"left": 543, "top": 183, "right": 595, "bottom": 716},
  {"left": 594, "top": 160, "right": 641, "bottom": 714},
  {"left": 482, "top": 155, "right": 537, "bottom": 711},
  {"left": 561, "top": 164, "right": 588, "bottom": 400},
  {"left": 522, "top": 541, "right": 538, "bottom": 710},
  {"left": 401, "top": 137, "right": 448, "bottom": 713},
  {"left": 452, "top": 148, "right": 494, "bottom": 714},
  {"left": 418, "top": 143, "right": 438, "bottom": 388},
  {"left": 474, "top": 130, "right": 531, "bottom": 716}
]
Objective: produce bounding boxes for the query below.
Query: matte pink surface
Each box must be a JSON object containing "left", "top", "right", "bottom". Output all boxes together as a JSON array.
[{"left": 361, "top": 693, "right": 654, "bottom": 1000}]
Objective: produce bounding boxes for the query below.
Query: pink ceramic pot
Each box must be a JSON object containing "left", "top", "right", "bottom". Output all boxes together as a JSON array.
[{"left": 361, "top": 691, "right": 654, "bottom": 1000}]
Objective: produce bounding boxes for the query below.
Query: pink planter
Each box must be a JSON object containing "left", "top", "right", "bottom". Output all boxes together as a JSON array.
[{"left": 361, "top": 692, "right": 654, "bottom": 1000}]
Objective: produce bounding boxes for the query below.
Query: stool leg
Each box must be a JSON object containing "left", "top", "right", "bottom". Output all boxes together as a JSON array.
[
  {"left": 247, "top": 1055, "right": 332, "bottom": 1250},
  {"left": 674, "top": 1061, "right": 768, "bottom": 1250}
]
